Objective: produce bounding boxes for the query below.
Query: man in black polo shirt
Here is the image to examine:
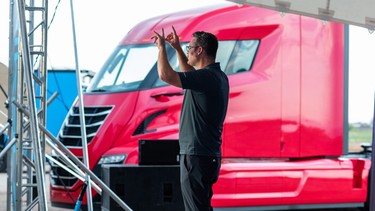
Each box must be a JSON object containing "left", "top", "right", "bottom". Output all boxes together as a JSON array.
[{"left": 152, "top": 26, "right": 229, "bottom": 211}]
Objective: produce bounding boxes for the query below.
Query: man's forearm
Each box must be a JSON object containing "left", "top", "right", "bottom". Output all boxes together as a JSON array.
[
  {"left": 158, "top": 47, "right": 173, "bottom": 80},
  {"left": 157, "top": 47, "right": 182, "bottom": 87}
]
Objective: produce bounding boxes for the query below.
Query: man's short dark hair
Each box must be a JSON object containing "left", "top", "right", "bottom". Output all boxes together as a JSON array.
[{"left": 193, "top": 31, "right": 218, "bottom": 60}]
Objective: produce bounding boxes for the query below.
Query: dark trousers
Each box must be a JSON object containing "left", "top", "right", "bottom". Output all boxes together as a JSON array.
[{"left": 180, "top": 154, "right": 221, "bottom": 211}]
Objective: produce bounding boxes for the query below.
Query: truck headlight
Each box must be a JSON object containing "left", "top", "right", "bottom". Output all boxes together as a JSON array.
[{"left": 98, "top": 154, "right": 127, "bottom": 164}]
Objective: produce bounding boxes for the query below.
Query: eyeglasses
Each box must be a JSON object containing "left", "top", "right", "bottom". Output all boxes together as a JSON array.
[{"left": 186, "top": 45, "right": 199, "bottom": 51}]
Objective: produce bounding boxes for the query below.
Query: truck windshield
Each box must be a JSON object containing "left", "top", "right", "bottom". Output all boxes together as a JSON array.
[
  {"left": 88, "top": 44, "right": 160, "bottom": 93},
  {"left": 87, "top": 40, "right": 259, "bottom": 93}
]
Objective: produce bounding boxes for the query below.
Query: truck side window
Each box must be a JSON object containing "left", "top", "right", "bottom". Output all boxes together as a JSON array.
[{"left": 218, "top": 40, "right": 259, "bottom": 75}]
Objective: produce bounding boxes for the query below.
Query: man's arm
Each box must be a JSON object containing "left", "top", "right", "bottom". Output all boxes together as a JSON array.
[
  {"left": 153, "top": 29, "right": 182, "bottom": 88},
  {"left": 157, "top": 45, "right": 182, "bottom": 88}
]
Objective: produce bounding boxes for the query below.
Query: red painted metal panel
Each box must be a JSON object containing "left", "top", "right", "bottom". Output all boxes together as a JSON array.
[
  {"left": 212, "top": 158, "right": 370, "bottom": 207},
  {"left": 299, "top": 18, "right": 345, "bottom": 157}
]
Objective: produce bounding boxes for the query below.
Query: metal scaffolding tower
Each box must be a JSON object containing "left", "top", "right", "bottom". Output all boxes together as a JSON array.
[
  {"left": 1, "top": 0, "right": 132, "bottom": 210},
  {"left": 6, "top": 0, "right": 49, "bottom": 210}
]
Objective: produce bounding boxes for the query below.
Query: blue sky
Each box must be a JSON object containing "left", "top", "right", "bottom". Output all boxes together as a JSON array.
[{"left": 0, "top": 0, "right": 374, "bottom": 123}]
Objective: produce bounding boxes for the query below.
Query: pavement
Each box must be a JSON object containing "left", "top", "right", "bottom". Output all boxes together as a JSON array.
[{"left": 0, "top": 172, "right": 72, "bottom": 211}]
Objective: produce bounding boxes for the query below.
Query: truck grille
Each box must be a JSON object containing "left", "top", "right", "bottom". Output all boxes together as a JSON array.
[
  {"left": 58, "top": 106, "right": 113, "bottom": 147},
  {"left": 49, "top": 155, "right": 82, "bottom": 188}
]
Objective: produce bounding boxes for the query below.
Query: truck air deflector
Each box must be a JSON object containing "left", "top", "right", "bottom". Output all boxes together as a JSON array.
[{"left": 133, "top": 109, "right": 167, "bottom": 135}]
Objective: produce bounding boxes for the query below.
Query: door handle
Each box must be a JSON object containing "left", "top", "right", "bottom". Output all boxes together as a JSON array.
[{"left": 151, "top": 90, "right": 184, "bottom": 98}]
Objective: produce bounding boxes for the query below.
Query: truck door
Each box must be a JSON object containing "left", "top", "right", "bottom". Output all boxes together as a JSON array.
[{"left": 219, "top": 32, "right": 284, "bottom": 158}]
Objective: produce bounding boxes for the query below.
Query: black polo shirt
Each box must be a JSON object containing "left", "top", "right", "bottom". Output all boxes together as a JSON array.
[{"left": 177, "top": 62, "right": 229, "bottom": 157}]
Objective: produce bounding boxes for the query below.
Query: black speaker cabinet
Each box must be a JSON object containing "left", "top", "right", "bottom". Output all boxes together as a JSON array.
[
  {"left": 101, "top": 164, "right": 183, "bottom": 211},
  {"left": 138, "top": 139, "right": 180, "bottom": 165}
]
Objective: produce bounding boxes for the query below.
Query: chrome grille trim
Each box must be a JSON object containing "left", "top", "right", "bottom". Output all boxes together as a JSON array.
[
  {"left": 49, "top": 172, "right": 77, "bottom": 180},
  {"left": 63, "top": 121, "right": 104, "bottom": 127}
]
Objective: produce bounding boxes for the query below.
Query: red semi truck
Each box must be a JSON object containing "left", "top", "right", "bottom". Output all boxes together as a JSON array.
[{"left": 50, "top": 2, "right": 372, "bottom": 210}]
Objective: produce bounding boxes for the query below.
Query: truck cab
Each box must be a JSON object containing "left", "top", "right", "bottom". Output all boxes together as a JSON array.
[{"left": 50, "top": 2, "right": 371, "bottom": 210}]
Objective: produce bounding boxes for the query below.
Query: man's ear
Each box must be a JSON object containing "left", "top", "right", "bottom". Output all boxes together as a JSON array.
[{"left": 198, "top": 47, "right": 203, "bottom": 55}]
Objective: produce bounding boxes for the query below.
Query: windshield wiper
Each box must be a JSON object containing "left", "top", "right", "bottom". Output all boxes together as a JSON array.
[{"left": 90, "top": 88, "right": 108, "bottom": 92}]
